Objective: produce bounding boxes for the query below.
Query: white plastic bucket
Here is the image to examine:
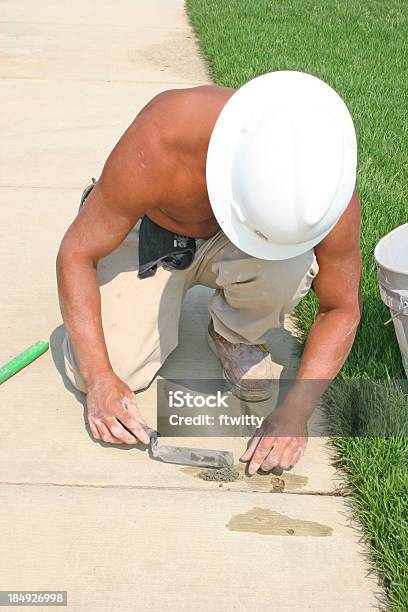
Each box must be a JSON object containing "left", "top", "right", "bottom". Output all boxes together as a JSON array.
[{"left": 374, "top": 223, "right": 408, "bottom": 378}]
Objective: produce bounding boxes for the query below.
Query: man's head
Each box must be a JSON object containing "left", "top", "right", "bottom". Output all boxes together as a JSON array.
[{"left": 206, "top": 71, "right": 357, "bottom": 260}]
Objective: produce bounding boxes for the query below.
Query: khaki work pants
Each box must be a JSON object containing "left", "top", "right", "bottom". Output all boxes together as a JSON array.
[{"left": 63, "top": 223, "right": 318, "bottom": 392}]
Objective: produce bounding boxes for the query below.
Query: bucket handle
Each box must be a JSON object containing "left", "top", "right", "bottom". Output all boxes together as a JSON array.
[
  {"left": 378, "top": 278, "right": 408, "bottom": 325},
  {"left": 384, "top": 305, "right": 408, "bottom": 326}
]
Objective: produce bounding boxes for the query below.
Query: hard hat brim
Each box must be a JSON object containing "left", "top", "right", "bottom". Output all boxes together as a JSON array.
[{"left": 206, "top": 71, "right": 350, "bottom": 260}]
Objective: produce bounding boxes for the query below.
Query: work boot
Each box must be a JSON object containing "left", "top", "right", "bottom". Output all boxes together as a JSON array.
[{"left": 207, "top": 321, "right": 274, "bottom": 402}]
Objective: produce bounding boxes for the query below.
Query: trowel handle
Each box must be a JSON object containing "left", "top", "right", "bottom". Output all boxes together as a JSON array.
[{"left": 142, "top": 425, "right": 159, "bottom": 447}]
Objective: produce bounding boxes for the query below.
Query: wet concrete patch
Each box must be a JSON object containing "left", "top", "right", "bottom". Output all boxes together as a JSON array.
[
  {"left": 226, "top": 507, "right": 333, "bottom": 537},
  {"left": 181, "top": 463, "right": 308, "bottom": 492},
  {"left": 200, "top": 467, "right": 240, "bottom": 482}
]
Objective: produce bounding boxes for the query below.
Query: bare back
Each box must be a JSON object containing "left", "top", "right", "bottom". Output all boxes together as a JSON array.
[{"left": 101, "top": 85, "right": 236, "bottom": 240}]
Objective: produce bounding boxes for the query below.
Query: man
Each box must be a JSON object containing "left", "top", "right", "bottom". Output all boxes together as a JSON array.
[{"left": 57, "top": 71, "right": 361, "bottom": 474}]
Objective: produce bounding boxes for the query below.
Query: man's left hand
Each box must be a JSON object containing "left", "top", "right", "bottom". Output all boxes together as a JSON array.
[{"left": 240, "top": 406, "right": 308, "bottom": 475}]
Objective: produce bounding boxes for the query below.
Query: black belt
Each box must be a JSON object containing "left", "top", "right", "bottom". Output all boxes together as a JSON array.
[{"left": 138, "top": 215, "right": 197, "bottom": 279}]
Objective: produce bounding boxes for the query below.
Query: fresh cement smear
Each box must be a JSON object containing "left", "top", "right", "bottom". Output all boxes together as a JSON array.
[
  {"left": 200, "top": 466, "right": 240, "bottom": 482},
  {"left": 181, "top": 463, "right": 308, "bottom": 491},
  {"left": 227, "top": 507, "right": 333, "bottom": 537}
]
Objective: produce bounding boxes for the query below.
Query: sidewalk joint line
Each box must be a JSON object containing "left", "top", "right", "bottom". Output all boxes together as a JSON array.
[
  {"left": 0, "top": 21, "right": 187, "bottom": 31},
  {"left": 0, "top": 481, "right": 347, "bottom": 497},
  {"left": 0, "top": 185, "right": 81, "bottom": 190},
  {"left": 0, "top": 75, "right": 208, "bottom": 85}
]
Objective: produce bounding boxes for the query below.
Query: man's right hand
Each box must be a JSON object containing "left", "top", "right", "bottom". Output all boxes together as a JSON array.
[{"left": 86, "top": 372, "right": 151, "bottom": 445}]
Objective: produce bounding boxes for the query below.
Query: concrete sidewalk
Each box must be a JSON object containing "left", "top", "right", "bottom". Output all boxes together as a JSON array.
[{"left": 0, "top": 1, "right": 380, "bottom": 610}]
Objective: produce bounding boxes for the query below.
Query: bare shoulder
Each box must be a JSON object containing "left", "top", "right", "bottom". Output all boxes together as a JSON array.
[
  {"left": 94, "top": 89, "right": 197, "bottom": 215},
  {"left": 141, "top": 85, "right": 236, "bottom": 145},
  {"left": 148, "top": 85, "right": 235, "bottom": 117},
  {"left": 97, "top": 85, "right": 234, "bottom": 214},
  {"left": 60, "top": 87, "right": 235, "bottom": 261}
]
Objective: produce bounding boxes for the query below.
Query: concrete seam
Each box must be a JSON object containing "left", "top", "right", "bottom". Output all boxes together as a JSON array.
[
  {"left": 0, "top": 481, "right": 347, "bottom": 497},
  {"left": 0, "top": 76, "right": 209, "bottom": 85}
]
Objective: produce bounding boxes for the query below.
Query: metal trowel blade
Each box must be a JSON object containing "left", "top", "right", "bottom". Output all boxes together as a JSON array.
[{"left": 151, "top": 444, "right": 234, "bottom": 468}]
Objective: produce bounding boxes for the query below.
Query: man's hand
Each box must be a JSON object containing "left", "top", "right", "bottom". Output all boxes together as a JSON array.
[
  {"left": 240, "top": 406, "right": 308, "bottom": 475},
  {"left": 86, "top": 372, "right": 151, "bottom": 445}
]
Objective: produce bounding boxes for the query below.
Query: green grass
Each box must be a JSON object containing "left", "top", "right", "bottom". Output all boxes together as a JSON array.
[{"left": 186, "top": 0, "right": 408, "bottom": 608}]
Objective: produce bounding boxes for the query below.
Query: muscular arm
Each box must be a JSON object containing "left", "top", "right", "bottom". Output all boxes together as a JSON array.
[
  {"left": 56, "top": 86, "right": 227, "bottom": 445},
  {"left": 56, "top": 95, "right": 181, "bottom": 444},
  {"left": 57, "top": 98, "right": 172, "bottom": 387},
  {"left": 242, "top": 191, "right": 362, "bottom": 473},
  {"left": 283, "top": 189, "right": 362, "bottom": 417},
  {"left": 57, "top": 85, "right": 230, "bottom": 386},
  {"left": 57, "top": 182, "right": 139, "bottom": 385}
]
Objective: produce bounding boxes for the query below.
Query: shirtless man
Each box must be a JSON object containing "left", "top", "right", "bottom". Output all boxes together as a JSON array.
[{"left": 57, "top": 72, "right": 361, "bottom": 474}]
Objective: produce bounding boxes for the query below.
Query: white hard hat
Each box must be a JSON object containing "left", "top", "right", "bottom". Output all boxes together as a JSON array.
[{"left": 206, "top": 71, "right": 357, "bottom": 260}]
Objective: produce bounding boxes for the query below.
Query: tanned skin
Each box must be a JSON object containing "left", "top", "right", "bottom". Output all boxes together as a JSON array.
[{"left": 57, "top": 85, "right": 362, "bottom": 471}]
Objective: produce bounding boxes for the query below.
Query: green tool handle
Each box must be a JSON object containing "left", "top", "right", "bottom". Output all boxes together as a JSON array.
[{"left": 0, "top": 340, "right": 49, "bottom": 384}]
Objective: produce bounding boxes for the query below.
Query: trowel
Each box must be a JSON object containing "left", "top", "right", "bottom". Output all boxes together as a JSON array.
[{"left": 144, "top": 427, "right": 234, "bottom": 468}]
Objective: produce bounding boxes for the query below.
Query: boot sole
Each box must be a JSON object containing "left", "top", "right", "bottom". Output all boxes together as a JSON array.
[{"left": 206, "top": 330, "right": 273, "bottom": 403}]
